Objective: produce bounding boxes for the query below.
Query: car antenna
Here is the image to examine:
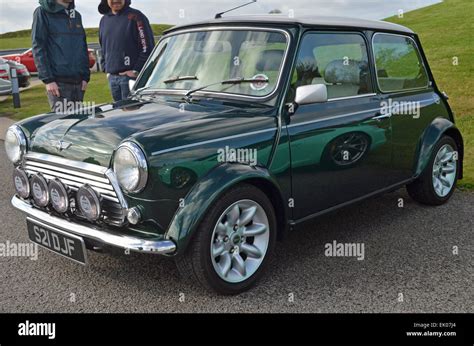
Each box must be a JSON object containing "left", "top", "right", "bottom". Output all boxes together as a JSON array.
[{"left": 215, "top": 0, "right": 257, "bottom": 19}]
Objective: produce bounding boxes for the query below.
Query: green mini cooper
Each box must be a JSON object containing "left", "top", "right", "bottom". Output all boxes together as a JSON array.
[{"left": 6, "top": 15, "right": 464, "bottom": 294}]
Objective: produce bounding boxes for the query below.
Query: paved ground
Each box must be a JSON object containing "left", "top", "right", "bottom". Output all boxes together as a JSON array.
[{"left": 0, "top": 141, "right": 472, "bottom": 313}]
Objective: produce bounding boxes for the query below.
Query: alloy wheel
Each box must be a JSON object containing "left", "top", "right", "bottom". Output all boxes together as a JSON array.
[
  {"left": 210, "top": 199, "right": 270, "bottom": 283},
  {"left": 432, "top": 144, "right": 457, "bottom": 197}
]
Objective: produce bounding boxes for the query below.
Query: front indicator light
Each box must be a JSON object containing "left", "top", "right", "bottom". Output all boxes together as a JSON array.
[{"left": 127, "top": 207, "right": 142, "bottom": 225}]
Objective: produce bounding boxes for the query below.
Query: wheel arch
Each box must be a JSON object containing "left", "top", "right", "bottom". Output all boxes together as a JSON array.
[
  {"left": 414, "top": 117, "right": 464, "bottom": 179},
  {"left": 165, "top": 163, "right": 288, "bottom": 255}
]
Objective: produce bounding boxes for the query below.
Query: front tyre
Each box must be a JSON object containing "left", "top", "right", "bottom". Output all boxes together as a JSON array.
[
  {"left": 175, "top": 184, "right": 277, "bottom": 295},
  {"left": 407, "top": 136, "right": 459, "bottom": 205}
]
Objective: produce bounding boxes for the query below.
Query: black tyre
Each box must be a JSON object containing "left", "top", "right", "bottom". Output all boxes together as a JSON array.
[
  {"left": 175, "top": 183, "right": 277, "bottom": 295},
  {"left": 407, "top": 136, "right": 459, "bottom": 205}
]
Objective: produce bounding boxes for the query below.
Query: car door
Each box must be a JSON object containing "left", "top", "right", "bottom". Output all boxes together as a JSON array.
[
  {"left": 372, "top": 32, "right": 438, "bottom": 182},
  {"left": 286, "top": 31, "right": 399, "bottom": 220}
]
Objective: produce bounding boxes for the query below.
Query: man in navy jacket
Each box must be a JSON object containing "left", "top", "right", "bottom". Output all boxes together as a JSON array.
[
  {"left": 98, "top": 0, "right": 155, "bottom": 101},
  {"left": 32, "top": 0, "right": 90, "bottom": 111}
]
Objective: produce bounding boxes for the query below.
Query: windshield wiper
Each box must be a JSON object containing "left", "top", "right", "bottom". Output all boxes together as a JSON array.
[
  {"left": 163, "top": 75, "right": 198, "bottom": 84},
  {"left": 184, "top": 77, "right": 269, "bottom": 101}
]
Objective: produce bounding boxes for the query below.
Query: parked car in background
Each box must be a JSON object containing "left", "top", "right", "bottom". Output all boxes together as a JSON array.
[
  {"left": 1, "top": 48, "right": 96, "bottom": 74},
  {"left": 0, "top": 58, "right": 31, "bottom": 88},
  {"left": 5, "top": 59, "right": 30, "bottom": 88},
  {"left": 0, "top": 57, "right": 11, "bottom": 81},
  {"left": 5, "top": 16, "right": 465, "bottom": 294},
  {"left": 0, "top": 78, "right": 12, "bottom": 95},
  {"left": 1, "top": 49, "right": 35, "bottom": 73}
]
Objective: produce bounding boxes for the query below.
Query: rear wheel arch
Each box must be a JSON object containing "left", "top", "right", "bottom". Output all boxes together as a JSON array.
[
  {"left": 443, "top": 127, "right": 464, "bottom": 179},
  {"left": 414, "top": 117, "right": 463, "bottom": 178}
]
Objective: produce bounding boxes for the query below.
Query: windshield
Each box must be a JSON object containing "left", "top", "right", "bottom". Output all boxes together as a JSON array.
[{"left": 138, "top": 29, "right": 289, "bottom": 98}]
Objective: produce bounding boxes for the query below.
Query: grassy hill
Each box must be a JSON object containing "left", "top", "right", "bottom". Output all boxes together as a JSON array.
[
  {"left": 0, "top": 24, "right": 173, "bottom": 49},
  {"left": 385, "top": 0, "right": 473, "bottom": 188}
]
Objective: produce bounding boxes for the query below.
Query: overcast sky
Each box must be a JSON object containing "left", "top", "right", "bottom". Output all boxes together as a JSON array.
[{"left": 0, "top": 0, "right": 442, "bottom": 34}]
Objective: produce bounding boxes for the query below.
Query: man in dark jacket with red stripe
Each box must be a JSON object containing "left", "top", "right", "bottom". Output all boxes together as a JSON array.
[{"left": 98, "top": 0, "right": 155, "bottom": 101}]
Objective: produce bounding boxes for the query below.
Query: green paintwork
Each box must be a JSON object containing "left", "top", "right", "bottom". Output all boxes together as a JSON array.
[
  {"left": 13, "top": 23, "right": 464, "bottom": 255},
  {"left": 165, "top": 164, "right": 284, "bottom": 252}
]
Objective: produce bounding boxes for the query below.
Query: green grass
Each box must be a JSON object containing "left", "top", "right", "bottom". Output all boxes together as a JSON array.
[
  {"left": 0, "top": 73, "right": 112, "bottom": 120},
  {"left": 385, "top": 0, "right": 474, "bottom": 188},
  {"left": 0, "top": 24, "right": 173, "bottom": 50},
  {"left": 0, "top": 36, "right": 99, "bottom": 50}
]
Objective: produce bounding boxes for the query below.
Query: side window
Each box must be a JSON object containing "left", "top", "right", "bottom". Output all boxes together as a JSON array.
[
  {"left": 291, "top": 32, "right": 372, "bottom": 100},
  {"left": 373, "top": 33, "right": 429, "bottom": 92}
]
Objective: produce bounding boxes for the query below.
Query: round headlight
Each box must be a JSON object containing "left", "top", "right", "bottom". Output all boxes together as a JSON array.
[
  {"left": 13, "top": 168, "right": 30, "bottom": 199},
  {"left": 76, "top": 185, "right": 101, "bottom": 221},
  {"left": 30, "top": 174, "right": 49, "bottom": 207},
  {"left": 5, "top": 125, "right": 27, "bottom": 164},
  {"left": 49, "top": 179, "right": 69, "bottom": 213},
  {"left": 113, "top": 142, "right": 148, "bottom": 193}
]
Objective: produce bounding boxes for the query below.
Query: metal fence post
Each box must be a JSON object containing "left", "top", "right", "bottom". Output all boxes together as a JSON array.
[{"left": 11, "top": 68, "right": 21, "bottom": 108}]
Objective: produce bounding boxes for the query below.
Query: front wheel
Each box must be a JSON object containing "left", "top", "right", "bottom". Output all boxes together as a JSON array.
[
  {"left": 175, "top": 184, "right": 277, "bottom": 295},
  {"left": 407, "top": 136, "right": 459, "bottom": 205}
]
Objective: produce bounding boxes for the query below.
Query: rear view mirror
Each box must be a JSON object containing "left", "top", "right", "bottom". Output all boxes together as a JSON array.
[{"left": 295, "top": 84, "right": 328, "bottom": 105}]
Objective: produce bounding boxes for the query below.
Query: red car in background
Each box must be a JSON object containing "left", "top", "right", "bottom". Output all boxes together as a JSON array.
[{"left": 1, "top": 48, "right": 96, "bottom": 74}]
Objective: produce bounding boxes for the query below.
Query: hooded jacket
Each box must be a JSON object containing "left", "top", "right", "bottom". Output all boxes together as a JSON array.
[
  {"left": 98, "top": 0, "right": 155, "bottom": 74},
  {"left": 32, "top": 0, "right": 90, "bottom": 84}
]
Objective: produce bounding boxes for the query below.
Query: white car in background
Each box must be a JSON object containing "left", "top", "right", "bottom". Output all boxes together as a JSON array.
[
  {"left": 0, "top": 59, "right": 12, "bottom": 95},
  {"left": 0, "top": 78, "right": 12, "bottom": 95}
]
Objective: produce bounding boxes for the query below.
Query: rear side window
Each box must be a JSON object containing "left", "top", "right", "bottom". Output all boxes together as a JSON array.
[
  {"left": 373, "top": 33, "right": 429, "bottom": 92},
  {"left": 291, "top": 32, "right": 372, "bottom": 100}
]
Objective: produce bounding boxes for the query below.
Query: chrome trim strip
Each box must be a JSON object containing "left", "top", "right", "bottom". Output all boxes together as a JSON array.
[
  {"left": 151, "top": 128, "right": 277, "bottom": 156},
  {"left": 25, "top": 152, "right": 108, "bottom": 175},
  {"left": 287, "top": 97, "right": 435, "bottom": 129},
  {"left": 287, "top": 107, "right": 382, "bottom": 129},
  {"left": 13, "top": 196, "right": 176, "bottom": 255},
  {"left": 25, "top": 160, "right": 110, "bottom": 184},
  {"left": 371, "top": 32, "right": 431, "bottom": 94},
  {"left": 23, "top": 169, "right": 119, "bottom": 202},
  {"left": 105, "top": 169, "right": 129, "bottom": 213},
  {"left": 141, "top": 26, "right": 292, "bottom": 102},
  {"left": 373, "top": 113, "right": 392, "bottom": 120},
  {"left": 328, "top": 93, "right": 377, "bottom": 102},
  {"left": 24, "top": 165, "right": 115, "bottom": 191}
]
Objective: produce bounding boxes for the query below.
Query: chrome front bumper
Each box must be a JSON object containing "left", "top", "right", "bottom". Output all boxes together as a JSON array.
[{"left": 11, "top": 196, "right": 176, "bottom": 255}]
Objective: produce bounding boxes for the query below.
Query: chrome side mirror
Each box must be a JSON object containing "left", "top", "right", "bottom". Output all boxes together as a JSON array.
[
  {"left": 129, "top": 79, "right": 136, "bottom": 91},
  {"left": 295, "top": 84, "right": 328, "bottom": 105}
]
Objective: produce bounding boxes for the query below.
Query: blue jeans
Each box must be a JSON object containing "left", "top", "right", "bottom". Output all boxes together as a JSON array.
[{"left": 108, "top": 74, "right": 131, "bottom": 101}]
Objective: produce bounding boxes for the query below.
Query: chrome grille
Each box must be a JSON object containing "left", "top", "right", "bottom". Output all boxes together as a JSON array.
[{"left": 23, "top": 152, "right": 127, "bottom": 226}]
